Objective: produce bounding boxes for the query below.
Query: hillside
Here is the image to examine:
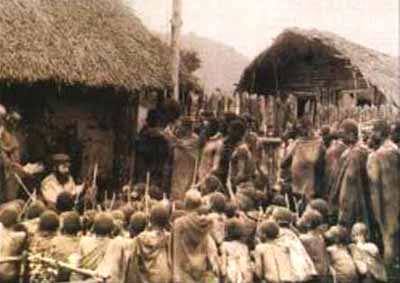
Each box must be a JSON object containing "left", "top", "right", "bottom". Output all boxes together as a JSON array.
[
  {"left": 181, "top": 33, "right": 249, "bottom": 95},
  {"left": 159, "top": 32, "right": 249, "bottom": 95}
]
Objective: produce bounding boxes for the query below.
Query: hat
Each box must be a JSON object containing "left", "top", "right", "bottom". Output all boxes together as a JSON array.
[{"left": 52, "top": 153, "right": 71, "bottom": 164}]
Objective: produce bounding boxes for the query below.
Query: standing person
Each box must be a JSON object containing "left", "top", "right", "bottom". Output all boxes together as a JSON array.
[
  {"left": 280, "top": 116, "right": 325, "bottom": 212},
  {"left": 40, "top": 154, "right": 85, "bottom": 209},
  {"left": 349, "top": 223, "right": 387, "bottom": 283},
  {"left": 197, "top": 117, "right": 223, "bottom": 183},
  {"left": 125, "top": 203, "right": 171, "bottom": 283},
  {"left": 330, "top": 120, "right": 374, "bottom": 234},
  {"left": 169, "top": 117, "right": 199, "bottom": 200},
  {"left": 220, "top": 218, "right": 253, "bottom": 283},
  {"left": 367, "top": 120, "right": 400, "bottom": 264},
  {"left": 171, "top": 189, "right": 218, "bottom": 283}
]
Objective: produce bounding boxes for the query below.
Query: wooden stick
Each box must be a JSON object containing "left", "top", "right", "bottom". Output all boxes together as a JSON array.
[
  {"left": 28, "top": 253, "right": 109, "bottom": 281},
  {"left": 14, "top": 173, "right": 34, "bottom": 200},
  {"left": 145, "top": 171, "right": 150, "bottom": 215}
]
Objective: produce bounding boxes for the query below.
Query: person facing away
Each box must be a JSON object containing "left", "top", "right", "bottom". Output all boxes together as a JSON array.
[
  {"left": 349, "top": 222, "right": 387, "bottom": 283},
  {"left": 171, "top": 188, "right": 218, "bottom": 283},
  {"left": 367, "top": 119, "right": 400, "bottom": 265},
  {"left": 325, "top": 225, "right": 359, "bottom": 283},
  {"left": 298, "top": 209, "right": 331, "bottom": 282},
  {"left": 125, "top": 203, "right": 171, "bottom": 283},
  {"left": 254, "top": 219, "right": 299, "bottom": 283},
  {"left": 220, "top": 218, "right": 253, "bottom": 283},
  {"left": 0, "top": 206, "right": 27, "bottom": 283}
]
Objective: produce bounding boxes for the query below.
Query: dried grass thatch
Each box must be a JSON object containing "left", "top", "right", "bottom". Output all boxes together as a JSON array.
[
  {"left": 239, "top": 28, "right": 399, "bottom": 107},
  {"left": 0, "top": 0, "right": 174, "bottom": 92}
]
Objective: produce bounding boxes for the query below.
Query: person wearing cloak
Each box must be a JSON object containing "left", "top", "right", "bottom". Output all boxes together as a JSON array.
[
  {"left": 171, "top": 189, "right": 218, "bottom": 283},
  {"left": 349, "top": 223, "right": 387, "bottom": 283},
  {"left": 197, "top": 117, "right": 224, "bottom": 183},
  {"left": 254, "top": 219, "right": 298, "bottom": 283},
  {"left": 220, "top": 218, "right": 253, "bottom": 283},
  {"left": 169, "top": 117, "right": 200, "bottom": 200},
  {"left": 272, "top": 207, "right": 318, "bottom": 282},
  {"left": 125, "top": 203, "right": 171, "bottom": 283},
  {"left": 322, "top": 132, "right": 347, "bottom": 202},
  {"left": 74, "top": 212, "right": 114, "bottom": 281},
  {"left": 29, "top": 210, "right": 60, "bottom": 283},
  {"left": 280, "top": 116, "right": 325, "bottom": 212},
  {"left": 50, "top": 211, "right": 81, "bottom": 282},
  {"left": 326, "top": 226, "right": 359, "bottom": 283},
  {"left": 0, "top": 206, "right": 27, "bottom": 283},
  {"left": 207, "top": 192, "right": 227, "bottom": 247},
  {"left": 40, "top": 154, "right": 85, "bottom": 209},
  {"left": 367, "top": 120, "right": 400, "bottom": 265},
  {"left": 330, "top": 119, "right": 376, "bottom": 236},
  {"left": 299, "top": 209, "right": 331, "bottom": 282}
]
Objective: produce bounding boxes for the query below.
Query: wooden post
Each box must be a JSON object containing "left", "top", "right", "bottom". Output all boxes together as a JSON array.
[{"left": 171, "top": 0, "right": 183, "bottom": 102}]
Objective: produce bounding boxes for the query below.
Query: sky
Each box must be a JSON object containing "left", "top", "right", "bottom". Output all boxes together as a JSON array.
[{"left": 128, "top": 0, "right": 399, "bottom": 59}]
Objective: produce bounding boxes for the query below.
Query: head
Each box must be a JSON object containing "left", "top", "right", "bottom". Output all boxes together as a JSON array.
[
  {"left": 225, "top": 201, "right": 237, "bottom": 218},
  {"left": 300, "top": 209, "right": 323, "bottom": 231},
  {"left": 320, "top": 125, "right": 332, "bottom": 147},
  {"left": 6, "top": 111, "right": 21, "bottom": 131},
  {"left": 150, "top": 203, "right": 170, "bottom": 229},
  {"left": 39, "top": 210, "right": 60, "bottom": 232},
  {"left": 209, "top": 192, "right": 227, "bottom": 214},
  {"left": 369, "top": 119, "right": 390, "bottom": 149},
  {"left": 228, "top": 119, "right": 246, "bottom": 143},
  {"left": 202, "top": 175, "right": 224, "bottom": 195},
  {"left": 146, "top": 109, "right": 162, "bottom": 128},
  {"left": 272, "top": 207, "right": 294, "bottom": 227},
  {"left": 325, "top": 225, "right": 348, "bottom": 245},
  {"left": 52, "top": 154, "right": 71, "bottom": 180},
  {"left": 297, "top": 116, "right": 314, "bottom": 138},
  {"left": 129, "top": 212, "right": 148, "bottom": 237},
  {"left": 339, "top": 119, "right": 358, "bottom": 145},
  {"left": 175, "top": 116, "right": 194, "bottom": 137},
  {"left": 0, "top": 206, "right": 19, "bottom": 228},
  {"left": 184, "top": 189, "right": 202, "bottom": 211},
  {"left": 226, "top": 218, "right": 243, "bottom": 240},
  {"left": 351, "top": 222, "right": 369, "bottom": 243},
  {"left": 93, "top": 212, "right": 114, "bottom": 236},
  {"left": 260, "top": 220, "right": 280, "bottom": 241},
  {"left": 56, "top": 191, "right": 75, "bottom": 213},
  {"left": 308, "top": 199, "right": 329, "bottom": 224},
  {"left": 26, "top": 201, "right": 46, "bottom": 220},
  {"left": 62, "top": 211, "right": 81, "bottom": 235}
]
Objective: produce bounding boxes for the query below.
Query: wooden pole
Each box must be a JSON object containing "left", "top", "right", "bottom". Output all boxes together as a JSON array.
[{"left": 171, "top": 0, "right": 183, "bottom": 102}]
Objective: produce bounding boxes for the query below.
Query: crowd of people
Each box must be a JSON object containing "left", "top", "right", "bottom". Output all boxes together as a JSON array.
[{"left": 0, "top": 100, "right": 399, "bottom": 283}]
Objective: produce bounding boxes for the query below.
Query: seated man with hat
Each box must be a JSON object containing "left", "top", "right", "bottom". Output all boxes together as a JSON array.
[{"left": 40, "top": 153, "right": 84, "bottom": 209}]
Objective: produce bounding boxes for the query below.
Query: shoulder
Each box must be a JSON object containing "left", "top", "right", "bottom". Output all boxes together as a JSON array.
[{"left": 41, "top": 173, "right": 57, "bottom": 186}]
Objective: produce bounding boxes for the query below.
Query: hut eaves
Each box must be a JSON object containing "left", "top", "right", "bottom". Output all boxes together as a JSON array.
[
  {"left": 0, "top": 0, "right": 174, "bottom": 92},
  {"left": 239, "top": 28, "right": 399, "bottom": 107}
]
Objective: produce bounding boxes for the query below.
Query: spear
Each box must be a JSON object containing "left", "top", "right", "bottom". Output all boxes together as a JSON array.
[{"left": 145, "top": 171, "right": 150, "bottom": 215}]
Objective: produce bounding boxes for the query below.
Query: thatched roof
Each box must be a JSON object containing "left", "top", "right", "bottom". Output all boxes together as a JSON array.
[
  {"left": 238, "top": 28, "right": 399, "bottom": 107},
  {"left": 0, "top": 0, "right": 174, "bottom": 92}
]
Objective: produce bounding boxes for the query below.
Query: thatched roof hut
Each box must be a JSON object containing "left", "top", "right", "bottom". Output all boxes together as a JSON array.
[
  {"left": 0, "top": 0, "right": 190, "bottom": 191},
  {"left": 0, "top": 0, "right": 173, "bottom": 91},
  {"left": 238, "top": 28, "right": 399, "bottom": 108}
]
